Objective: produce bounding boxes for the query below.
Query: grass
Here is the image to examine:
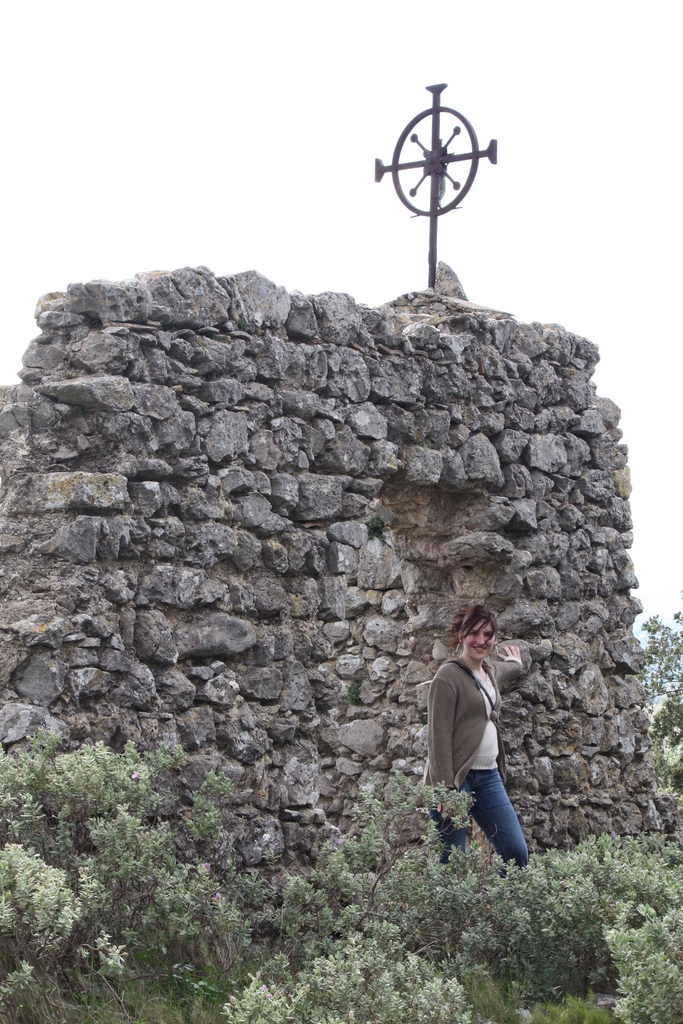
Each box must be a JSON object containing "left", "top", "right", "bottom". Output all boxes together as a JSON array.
[
  {"left": 530, "top": 996, "right": 613, "bottom": 1024},
  {"left": 3, "top": 974, "right": 615, "bottom": 1024}
]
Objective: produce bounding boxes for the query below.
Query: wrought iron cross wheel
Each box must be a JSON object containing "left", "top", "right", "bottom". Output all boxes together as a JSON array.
[{"left": 375, "top": 84, "right": 497, "bottom": 289}]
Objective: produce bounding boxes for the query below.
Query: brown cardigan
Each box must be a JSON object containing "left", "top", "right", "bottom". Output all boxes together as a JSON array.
[{"left": 425, "top": 655, "right": 523, "bottom": 791}]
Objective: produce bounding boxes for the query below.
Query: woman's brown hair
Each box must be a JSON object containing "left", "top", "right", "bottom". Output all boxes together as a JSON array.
[{"left": 447, "top": 604, "right": 498, "bottom": 649}]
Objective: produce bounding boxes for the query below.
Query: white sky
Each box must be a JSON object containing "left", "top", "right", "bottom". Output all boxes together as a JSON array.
[{"left": 1, "top": 0, "right": 681, "bottom": 623}]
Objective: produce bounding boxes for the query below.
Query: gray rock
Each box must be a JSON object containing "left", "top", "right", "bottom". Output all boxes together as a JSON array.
[
  {"left": 0, "top": 703, "right": 65, "bottom": 745},
  {"left": 129, "top": 481, "right": 164, "bottom": 517},
  {"left": 327, "top": 521, "right": 368, "bottom": 548},
  {"left": 227, "top": 270, "right": 290, "bottom": 331},
  {"left": 4, "top": 472, "right": 128, "bottom": 514},
  {"left": 357, "top": 538, "right": 402, "bottom": 590},
  {"left": 574, "top": 408, "right": 605, "bottom": 437},
  {"left": 285, "top": 291, "right": 318, "bottom": 340},
  {"left": 69, "top": 667, "right": 110, "bottom": 700},
  {"left": 328, "top": 541, "right": 358, "bottom": 575},
  {"left": 281, "top": 661, "right": 313, "bottom": 711},
  {"left": 492, "top": 429, "right": 530, "bottom": 464},
  {"left": 293, "top": 474, "right": 343, "bottom": 520},
  {"left": 460, "top": 433, "right": 505, "bottom": 487},
  {"left": 176, "top": 706, "right": 216, "bottom": 751},
  {"left": 198, "top": 378, "right": 245, "bottom": 407},
  {"left": 221, "top": 705, "right": 269, "bottom": 764},
  {"left": 155, "top": 667, "right": 197, "bottom": 713},
  {"left": 315, "top": 425, "right": 368, "bottom": 477},
  {"left": 138, "top": 266, "right": 231, "bottom": 329},
  {"left": 239, "top": 666, "right": 283, "bottom": 702},
  {"left": 270, "top": 473, "right": 299, "bottom": 510},
  {"left": 201, "top": 410, "right": 248, "bottom": 463},
  {"left": 338, "top": 718, "right": 386, "bottom": 756},
  {"left": 509, "top": 498, "right": 538, "bottom": 531},
  {"left": 136, "top": 565, "right": 224, "bottom": 609},
  {"left": 439, "top": 450, "right": 466, "bottom": 489},
  {"left": 403, "top": 446, "right": 443, "bottom": 484},
  {"left": 527, "top": 434, "right": 568, "bottom": 473},
  {"left": 370, "top": 362, "right": 423, "bottom": 404},
  {"left": 318, "top": 577, "right": 347, "bottom": 621},
  {"left": 132, "top": 384, "right": 178, "bottom": 421},
  {"left": 335, "top": 654, "right": 364, "bottom": 679},
  {"left": 66, "top": 277, "right": 153, "bottom": 323},
  {"left": 363, "top": 616, "right": 402, "bottom": 653},
  {"left": 195, "top": 672, "right": 239, "bottom": 708},
  {"left": 281, "top": 744, "right": 319, "bottom": 805},
  {"left": 346, "top": 403, "right": 388, "bottom": 440},
  {"left": 134, "top": 610, "right": 178, "bottom": 665},
  {"left": 234, "top": 493, "right": 272, "bottom": 528},
  {"left": 12, "top": 653, "right": 65, "bottom": 705},
  {"left": 36, "top": 516, "right": 102, "bottom": 563},
  {"left": 368, "top": 440, "right": 400, "bottom": 477},
  {"left": 443, "top": 531, "right": 514, "bottom": 563},
  {"left": 311, "top": 292, "right": 361, "bottom": 346},
  {"left": 174, "top": 614, "right": 256, "bottom": 658},
  {"left": 434, "top": 261, "right": 467, "bottom": 299},
  {"left": 39, "top": 377, "right": 135, "bottom": 412}
]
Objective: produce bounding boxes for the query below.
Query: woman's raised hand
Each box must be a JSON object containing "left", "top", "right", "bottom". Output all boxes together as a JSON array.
[{"left": 500, "top": 644, "right": 522, "bottom": 663}]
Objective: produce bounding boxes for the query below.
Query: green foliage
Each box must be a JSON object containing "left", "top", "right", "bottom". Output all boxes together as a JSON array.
[
  {"left": 0, "top": 735, "right": 263, "bottom": 1020},
  {"left": 223, "top": 937, "right": 473, "bottom": 1024},
  {"left": 347, "top": 677, "right": 363, "bottom": 705},
  {"left": 640, "top": 611, "right": 683, "bottom": 792},
  {"left": 5, "top": 742, "right": 683, "bottom": 1024},
  {"left": 530, "top": 997, "right": 612, "bottom": 1024},
  {"left": 607, "top": 904, "right": 683, "bottom": 1024},
  {"left": 366, "top": 513, "right": 386, "bottom": 541},
  {"left": 460, "top": 967, "right": 522, "bottom": 1024}
]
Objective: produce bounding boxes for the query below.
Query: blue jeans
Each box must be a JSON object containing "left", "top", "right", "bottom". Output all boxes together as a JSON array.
[{"left": 429, "top": 768, "right": 528, "bottom": 869}]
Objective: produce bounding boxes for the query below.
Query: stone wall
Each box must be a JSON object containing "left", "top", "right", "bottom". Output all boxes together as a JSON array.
[{"left": 0, "top": 264, "right": 676, "bottom": 868}]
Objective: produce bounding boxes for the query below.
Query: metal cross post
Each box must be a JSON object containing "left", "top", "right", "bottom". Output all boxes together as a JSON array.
[{"left": 375, "top": 83, "right": 497, "bottom": 290}]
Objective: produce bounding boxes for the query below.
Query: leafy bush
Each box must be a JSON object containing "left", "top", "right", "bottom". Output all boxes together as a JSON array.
[
  {"left": 607, "top": 904, "right": 683, "bottom": 1024},
  {"left": 457, "top": 831, "right": 683, "bottom": 1001},
  {"left": 5, "top": 739, "right": 683, "bottom": 1024},
  {"left": 224, "top": 935, "right": 473, "bottom": 1024},
  {"left": 0, "top": 734, "right": 262, "bottom": 1019}
]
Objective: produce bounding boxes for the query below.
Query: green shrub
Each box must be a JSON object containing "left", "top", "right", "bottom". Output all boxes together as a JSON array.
[
  {"left": 366, "top": 513, "right": 386, "bottom": 540},
  {"left": 347, "top": 677, "right": 363, "bottom": 705},
  {"left": 224, "top": 935, "right": 473, "bottom": 1024},
  {"left": 607, "top": 904, "right": 683, "bottom": 1024},
  {"left": 457, "top": 832, "right": 683, "bottom": 1000},
  {"left": 0, "top": 734, "right": 262, "bottom": 1019}
]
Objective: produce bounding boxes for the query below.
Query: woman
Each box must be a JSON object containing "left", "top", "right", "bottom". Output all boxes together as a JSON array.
[{"left": 425, "top": 604, "right": 528, "bottom": 868}]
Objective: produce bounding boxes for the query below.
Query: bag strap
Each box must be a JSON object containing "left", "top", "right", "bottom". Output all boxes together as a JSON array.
[{"left": 453, "top": 660, "right": 497, "bottom": 715}]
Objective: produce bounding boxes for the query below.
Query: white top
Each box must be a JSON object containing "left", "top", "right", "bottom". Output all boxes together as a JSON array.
[{"left": 469, "top": 671, "right": 499, "bottom": 770}]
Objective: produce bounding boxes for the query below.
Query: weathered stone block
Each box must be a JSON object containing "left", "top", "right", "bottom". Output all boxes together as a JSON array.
[
  {"left": 174, "top": 614, "right": 256, "bottom": 658},
  {"left": 338, "top": 718, "right": 386, "bottom": 756},
  {"left": 12, "top": 653, "right": 65, "bottom": 705},
  {"left": 293, "top": 474, "right": 343, "bottom": 520},
  {"left": 403, "top": 446, "right": 443, "bottom": 484},
  {"left": 36, "top": 516, "right": 102, "bottom": 563},
  {"left": 201, "top": 410, "right": 248, "bottom": 463},
  {"left": 228, "top": 270, "right": 290, "bottom": 331},
  {"left": 40, "top": 376, "right": 134, "bottom": 412},
  {"left": 4, "top": 472, "right": 128, "bottom": 513},
  {"left": 346, "top": 402, "right": 387, "bottom": 440}
]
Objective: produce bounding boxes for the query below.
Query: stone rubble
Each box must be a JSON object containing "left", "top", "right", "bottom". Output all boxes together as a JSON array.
[{"left": 0, "top": 262, "right": 676, "bottom": 868}]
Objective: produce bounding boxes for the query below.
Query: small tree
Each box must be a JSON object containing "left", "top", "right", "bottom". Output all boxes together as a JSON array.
[{"left": 640, "top": 609, "right": 683, "bottom": 794}]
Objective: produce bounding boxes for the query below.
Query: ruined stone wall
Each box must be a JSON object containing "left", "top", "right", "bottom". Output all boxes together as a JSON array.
[{"left": 0, "top": 264, "right": 675, "bottom": 868}]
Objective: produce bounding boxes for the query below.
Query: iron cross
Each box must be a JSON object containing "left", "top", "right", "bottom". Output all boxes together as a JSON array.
[{"left": 375, "top": 83, "right": 497, "bottom": 290}]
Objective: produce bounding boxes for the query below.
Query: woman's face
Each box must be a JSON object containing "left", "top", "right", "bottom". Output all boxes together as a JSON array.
[{"left": 461, "top": 621, "right": 497, "bottom": 663}]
